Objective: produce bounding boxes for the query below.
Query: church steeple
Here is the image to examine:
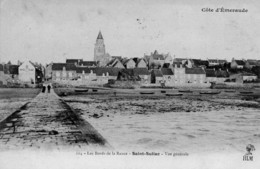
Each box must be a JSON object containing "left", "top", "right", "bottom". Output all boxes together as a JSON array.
[
  {"left": 94, "top": 31, "right": 111, "bottom": 66},
  {"left": 97, "top": 31, "right": 103, "bottom": 39},
  {"left": 94, "top": 31, "right": 105, "bottom": 63}
]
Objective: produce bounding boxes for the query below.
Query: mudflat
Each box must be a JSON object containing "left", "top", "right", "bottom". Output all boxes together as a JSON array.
[{"left": 57, "top": 88, "right": 260, "bottom": 153}]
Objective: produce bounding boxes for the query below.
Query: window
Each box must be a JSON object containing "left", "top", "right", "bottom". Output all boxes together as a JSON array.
[{"left": 56, "top": 72, "right": 60, "bottom": 77}]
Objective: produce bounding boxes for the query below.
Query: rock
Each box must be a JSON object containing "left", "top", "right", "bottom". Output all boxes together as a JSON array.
[
  {"left": 11, "top": 118, "right": 18, "bottom": 122},
  {"left": 93, "top": 113, "right": 99, "bottom": 118},
  {"left": 49, "top": 130, "right": 59, "bottom": 135},
  {"left": 6, "top": 123, "right": 13, "bottom": 127}
]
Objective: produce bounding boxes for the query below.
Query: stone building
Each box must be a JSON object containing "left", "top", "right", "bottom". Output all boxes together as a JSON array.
[
  {"left": 134, "top": 58, "right": 147, "bottom": 68},
  {"left": 161, "top": 68, "right": 174, "bottom": 85},
  {"left": 45, "top": 63, "right": 53, "bottom": 81},
  {"left": 208, "top": 59, "right": 227, "bottom": 66},
  {"left": 172, "top": 63, "right": 186, "bottom": 84},
  {"left": 18, "top": 61, "right": 36, "bottom": 84},
  {"left": 151, "top": 69, "right": 163, "bottom": 84},
  {"left": 231, "top": 58, "right": 245, "bottom": 69},
  {"left": 187, "top": 59, "right": 209, "bottom": 68},
  {"left": 51, "top": 63, "right": 77, "bottom": 81},
  {"left": 76, "top": 67, "right": 121, "bottom": 84},
  {"left": 244, "top": 60, "right": 260, "bottom": 69},
  {"left": 78, "top": 61, "right": 97, "bottom": 67},
  {"left": 145, "top": 50, "right": 166, "bottom": 69},
  {"left": 66, "top": 59, "right": 83, "bottom": 65},
  {"left": 122, "top": 58, "right": 136, "bottom": 69},
  {"left": 185, "top": 67, "right": 206, "bottom": 84},
  {"left": 76, "top": 67, "right": 96, "bottom": 81},
  {"left": 133, "top": 68, "right": 150, "bottom": 84},
  {"left": 205, "top": 69, "right": 217, "bottom": 83},
  {"left": 94, "top": 31, "right": 111, "bottom": 66},
  {"left": 0, "top": 63, "right": 19, "bottom": 85},
  {"left": 215, "top": 69, "right": 229, "bottom": 83},
  {"left": 164, "top": 53, "right": 173, "bottom": 65},
  {"left": 106, "top": 58, "right": 125, "bottom": 68}
]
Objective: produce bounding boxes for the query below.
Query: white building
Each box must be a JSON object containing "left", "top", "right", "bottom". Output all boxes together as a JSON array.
[{"left": 18, "top": 61, "right": 36, "bottom": 83}]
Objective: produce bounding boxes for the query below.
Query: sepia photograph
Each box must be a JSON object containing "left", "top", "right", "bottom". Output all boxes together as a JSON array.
[{"left": 0, "top": 0, "right": 259, "bottom": 168}]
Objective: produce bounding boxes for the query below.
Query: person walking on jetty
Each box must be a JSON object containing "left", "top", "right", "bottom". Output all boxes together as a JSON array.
[
  {"left": 47, "top": 85, "right": 51, "bottom": 93},
  {"left": 42, "top": 86, "right": 46, "bottom": 93}
]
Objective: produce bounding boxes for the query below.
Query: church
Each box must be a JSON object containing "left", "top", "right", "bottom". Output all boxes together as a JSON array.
[{"left": 94, "top": 31, "right": 111, "bottom": 67}]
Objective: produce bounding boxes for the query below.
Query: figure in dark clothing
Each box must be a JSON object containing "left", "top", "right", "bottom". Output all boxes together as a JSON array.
[
  {"left": 42, "top": 86, "right": 46, "bottom": 93},
  {"left": 47, "top": 85, "right": 51, "bottom": 93}
]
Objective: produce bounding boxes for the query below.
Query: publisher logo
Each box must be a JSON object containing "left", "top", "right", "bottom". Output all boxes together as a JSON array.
[{"left": 243, "top": 144, "right": 255, "bottom": 161}]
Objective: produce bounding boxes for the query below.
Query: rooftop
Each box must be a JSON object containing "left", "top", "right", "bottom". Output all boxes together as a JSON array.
[
  {"left": 52, "top": 63, "right": 76, "bottom": 71},
  {"left": 152, "top": 69, "right": 163, "bottom": 77},
  {"left": 161, "top": 68, "right": 174, "bottom": 75},
  {"left": 185, "top": 67, "right": 205, "bottom": 74}
]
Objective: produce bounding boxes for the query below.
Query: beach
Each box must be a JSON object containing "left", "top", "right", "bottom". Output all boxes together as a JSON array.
[{"left": 55, "top": 88, "right": 260, "bottom": 153}]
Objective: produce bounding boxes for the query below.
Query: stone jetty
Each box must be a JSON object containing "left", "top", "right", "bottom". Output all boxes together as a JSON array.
[{"left": 0, "top": 85, "right": 110, "bottom": 150}]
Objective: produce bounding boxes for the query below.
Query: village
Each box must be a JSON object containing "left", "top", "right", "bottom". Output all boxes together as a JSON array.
[
  {"left": 0, "top": 32, "right": 260, "bottom": 89},
  {"left": 1, "top": 31, "right": 260, "bottom": 154},
  {"left": 1, "top": 0, "right": 260, "bottom": 168}
]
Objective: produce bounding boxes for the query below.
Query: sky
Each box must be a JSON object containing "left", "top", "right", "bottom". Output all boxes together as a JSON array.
[{"left": 0, "top": 0, "right": 260, "bottom": 64}]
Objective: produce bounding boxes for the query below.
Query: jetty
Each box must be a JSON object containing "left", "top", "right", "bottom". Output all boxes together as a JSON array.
[{"left": 0, "top": 85, "right": 110, "bottom": 150}]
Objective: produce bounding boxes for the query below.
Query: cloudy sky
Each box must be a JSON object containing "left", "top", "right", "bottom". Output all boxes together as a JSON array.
[{"left": 0, "top": 0, "right": 259, "bottom": 64}]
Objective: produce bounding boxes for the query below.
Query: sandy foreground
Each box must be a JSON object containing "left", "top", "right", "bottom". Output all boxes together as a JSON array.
[{"left": 61, "top": 89, "right": 260, "bottom": 154}]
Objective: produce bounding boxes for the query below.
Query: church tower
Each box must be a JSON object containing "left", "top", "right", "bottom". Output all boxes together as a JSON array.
[{"left": 94, "top": 31, "right": 106, "bottom": 62}]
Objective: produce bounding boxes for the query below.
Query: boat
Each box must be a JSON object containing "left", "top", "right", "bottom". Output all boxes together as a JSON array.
[
  {"left": 92, "top": 89, "right": 98, "bottom": 92},
  {"left": 140, "top": 92, "right": 154, "bottom": 95},
  {"left": 240, "top": 91, "right": 253, "bottom": 94},
  {"left": 200, "top": 91, "right": 221, "bottom": 95},
  {"left": 75, "top": 89, "right": 88, "bottom": 92},
  {"left": 179, "top": 90, "right": 193, "bottom": 93},
  {"left": 161, "top": 90, "right": 166, "bottom": 93},
  {"left": 166, "top": 93, "right": 183, "bottom": 96},
  {"left": 225, "top": 90, "right": 236, "bottom": 93}
]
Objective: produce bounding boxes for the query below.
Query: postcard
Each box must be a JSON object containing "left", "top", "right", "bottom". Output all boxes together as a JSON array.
[{"left": 0, "top": 0, "right": 259, "bottom": 169}]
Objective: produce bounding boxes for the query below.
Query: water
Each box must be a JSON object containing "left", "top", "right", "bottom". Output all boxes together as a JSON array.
[{"left": 65, "top": 95, "right": 260, "bottom": 154}]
